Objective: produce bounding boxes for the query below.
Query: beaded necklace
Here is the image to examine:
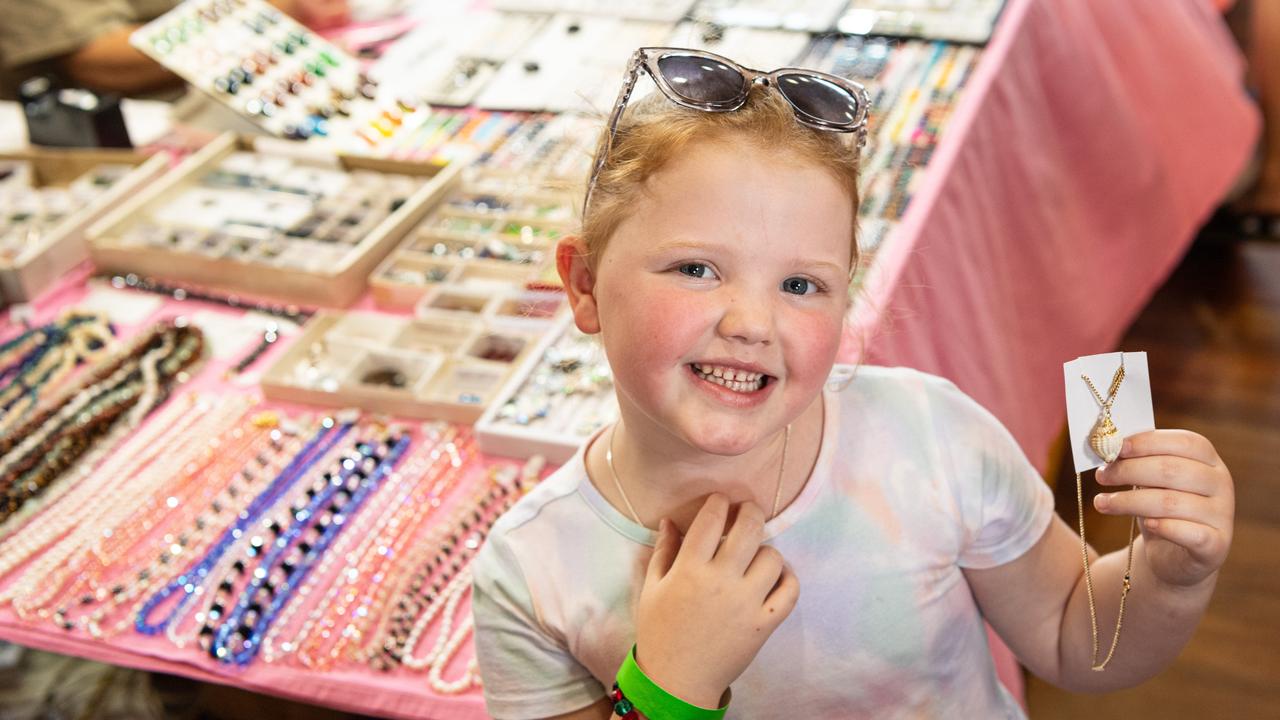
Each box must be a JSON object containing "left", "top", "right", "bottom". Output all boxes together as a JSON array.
[
  {"left": 0, "top": 392, "right": 207, "bottom": 570},
  {"left": 259, "top": 425, "right": 456, "bottom": 665},
  {"left": 288, "top": 428, "right": 473, "bottom": 669},
  {"left": 2, "top": 394, "right": 245, "bottom": 618},
  {"left": 184, "top": 426, "right": 380, "bottom": 653},
  {"left": 0, "top": 323, "right": 203, "bottom": 518},
  {"left": 42, "top": 408, "right": 272, "bottom": 631},
  {"left": 81, "top": 413, "right": 306, "bottom": 639},
  {"left": 367, "top": 460, "right": 538, "bottom": 670},
  {"left": 211, "top": 432, "right": 411, "bottom": 665},
  {"left": 135, "top": 418, "right": 351, "bottom": 635}
]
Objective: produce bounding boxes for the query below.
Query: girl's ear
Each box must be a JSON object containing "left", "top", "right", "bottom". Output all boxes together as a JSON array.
[{"left": 556, "top": 236, "right": 601, "bottom": 334}]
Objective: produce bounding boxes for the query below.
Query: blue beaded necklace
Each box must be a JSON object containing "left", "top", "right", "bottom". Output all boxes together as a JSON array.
[
  {"left": 211, "top": 432, "right": 411, "bottom": 665},
  {"left": 135, "top": 418, "right": 352, "bottom": 635}
]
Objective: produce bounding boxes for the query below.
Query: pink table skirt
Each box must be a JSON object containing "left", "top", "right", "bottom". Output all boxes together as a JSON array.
[
  {"left": 1, "top": 0, "right": 1258, "bottom": 717},
  {"left": 840, "top": 0, "right": 1258, "bottom": 704}
]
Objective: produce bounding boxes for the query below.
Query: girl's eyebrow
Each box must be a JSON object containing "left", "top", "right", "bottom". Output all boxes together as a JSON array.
[{"left": 650, "top": 239, "right": 848, "bottom": 276}]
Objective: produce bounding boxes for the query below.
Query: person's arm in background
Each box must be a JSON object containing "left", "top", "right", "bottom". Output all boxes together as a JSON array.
[{"left": 53, "top": 0, "right": 350, "bottom": 95}]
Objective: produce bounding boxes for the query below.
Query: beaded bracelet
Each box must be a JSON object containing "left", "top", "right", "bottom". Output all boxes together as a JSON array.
[{"left": 615, "top": 646, "right": 729, "bottom": 720}]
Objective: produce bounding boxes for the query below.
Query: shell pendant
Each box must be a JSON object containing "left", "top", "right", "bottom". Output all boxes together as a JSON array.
[{"left": 1090, "top": 414, "right": 1122, "bottom": 463}]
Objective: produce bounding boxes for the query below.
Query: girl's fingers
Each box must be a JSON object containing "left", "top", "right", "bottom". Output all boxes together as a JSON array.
[
  {"left": 761, "top": 561, "right": 800, "bottom": 626},
  {"left": 646, "top": 518, "right": 680, "bottom": 583},
  {"left": 1094, "top": 488, "right": 1221, "bottom": 530},
  {"left": 679, "top": 494, "right": 731, "bottom": 565},
  {"left": 1096, "top": 454, "right": 1218, "bottom": 496},
  {"left": 715, "top": 502, "right": 766, "bottom": 576},
  {"left": 1119, "top": 429, "right": 1221, "bottom": 468},
  {"left": 1142, "top": 517, "right": 1228, "bottom": 563}
]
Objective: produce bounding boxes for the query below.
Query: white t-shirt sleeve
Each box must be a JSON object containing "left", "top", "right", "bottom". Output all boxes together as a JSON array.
[
  {"left": 927, "top": 376, "right": 1054, "bottom": 569},
  {"left": 472, "top": 528, "right": 604, "bottom": 719}
]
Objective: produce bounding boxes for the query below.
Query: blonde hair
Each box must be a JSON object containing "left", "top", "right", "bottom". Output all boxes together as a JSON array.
[{"left": 580, "top": 86, "right": 862, "bottom": 274}]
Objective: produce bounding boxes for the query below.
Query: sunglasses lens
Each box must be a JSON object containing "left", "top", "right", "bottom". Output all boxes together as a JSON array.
[
  {"left": 656, "top": 54, "right": 747, "bottom": 105},
  {"left": 776, "top": 73, "right": 861, "bottom": 127}
]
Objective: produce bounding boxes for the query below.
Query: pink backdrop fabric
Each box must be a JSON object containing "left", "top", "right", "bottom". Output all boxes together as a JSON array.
[{"left": 0, "top": 0, "right": 1259, "bottom": 717}]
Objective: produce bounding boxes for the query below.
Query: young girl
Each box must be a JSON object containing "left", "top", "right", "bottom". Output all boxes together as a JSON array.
[{"left": 471, "top": 48, "right": 1235, "bottom": 719}]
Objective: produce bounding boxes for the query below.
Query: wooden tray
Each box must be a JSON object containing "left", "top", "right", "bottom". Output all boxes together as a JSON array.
[
  {"left": 87, "top": 133, "right": 464, "bottom": 308},
  {"left": 0, "top": 148, "right": 167, "bottom": 303},
  {"left": 260, "top": 309, "right": 554, "bottom": 424}
]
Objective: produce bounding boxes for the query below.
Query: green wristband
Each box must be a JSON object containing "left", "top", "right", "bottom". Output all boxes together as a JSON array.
[{"left": 615, "top": 645, "right": 730, "bottom": 720}]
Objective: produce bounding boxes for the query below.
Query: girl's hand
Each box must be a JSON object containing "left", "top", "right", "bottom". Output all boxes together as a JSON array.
[
  {"left": 633, "top": 495, "right": 800, "bottom": 708},
  {"left": 1094, "top": 429, "right": 1235, "bottom": 589}
]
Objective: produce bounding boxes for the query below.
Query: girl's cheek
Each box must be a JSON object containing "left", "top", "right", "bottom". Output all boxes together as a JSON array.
[{"left": 784, "top": 309, "right": 844, "bottom": 379}]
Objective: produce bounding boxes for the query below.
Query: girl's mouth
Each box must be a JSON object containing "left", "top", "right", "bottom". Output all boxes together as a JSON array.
[{"left": 689, "top": 363, "right": 771, "bottom": 394}]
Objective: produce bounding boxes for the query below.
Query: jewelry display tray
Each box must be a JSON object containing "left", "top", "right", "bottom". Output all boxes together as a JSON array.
[
  {"left": 475, "top": 312, "right": 617, "bottom": 464},
  {"left": 259, "top": 308, "right": 558, "bottom": 423},
  {"left": 86, "top": 132, "right": 463, "bottom": 307},
  {"left": 0, "top": 149, "right": 167, "bottom": 303},
  {"left": 368, "top": 173, "right": 573, "bottom": 310}
]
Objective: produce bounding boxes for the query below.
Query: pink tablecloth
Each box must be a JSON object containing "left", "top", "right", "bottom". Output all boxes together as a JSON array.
[
  {"left": 0, "top": 0, "right": 1258, "bottom": 717},
  {"left": 840, "top": 0, "right": 1258, "bottom": 704}
]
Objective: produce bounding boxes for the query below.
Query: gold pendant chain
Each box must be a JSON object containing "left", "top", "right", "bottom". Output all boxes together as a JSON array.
[
  {"left": 1077, "top": 356, "right": 1137, "bottom": 671},
  {"left": 606, "top": 423, "right": 791, "bottom": 529}
]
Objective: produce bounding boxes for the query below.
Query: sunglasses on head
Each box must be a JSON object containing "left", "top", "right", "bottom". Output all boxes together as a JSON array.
[{"left": 583, "top": 47, "right": 871, "bottom": 217}]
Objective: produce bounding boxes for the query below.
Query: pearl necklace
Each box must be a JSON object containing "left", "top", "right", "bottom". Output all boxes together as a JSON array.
[{"left": 6, "top": 394, "right": 247, "bottom": 616}]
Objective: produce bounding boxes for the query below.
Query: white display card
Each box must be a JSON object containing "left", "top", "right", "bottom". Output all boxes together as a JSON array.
[
  {"left": 1063, "top": 351, "right": 1154, "bottom": 473},
  {"left": 79, "top": 284, "right": 164, "bottom": 325}
]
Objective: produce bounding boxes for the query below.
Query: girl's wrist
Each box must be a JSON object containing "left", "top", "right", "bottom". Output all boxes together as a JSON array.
[
  {"left": 632, "top": 647, "right": 725, "bottom": 708},
  {"left": 621, "top": 646, "right": 731, "bottom": 718}
]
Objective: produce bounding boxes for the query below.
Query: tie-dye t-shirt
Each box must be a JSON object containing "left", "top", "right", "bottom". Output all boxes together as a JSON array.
[{"left": 472, "top": 366, "right": 1054, "bottom": 719}]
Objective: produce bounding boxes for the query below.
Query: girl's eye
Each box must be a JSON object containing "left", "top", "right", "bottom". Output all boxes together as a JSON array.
[
  {"left": 678, "top": 263, "right": 715, "bottom": 279},
  {"left": 782, "top": 277, "right": 820, "bottom": 295}
]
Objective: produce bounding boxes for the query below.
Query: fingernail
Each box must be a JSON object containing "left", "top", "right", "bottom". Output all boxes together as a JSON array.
[
  {"left": 1145, "top": 518, "right": 1159, "bottom": 529},
  {"left": 1094, "top": 493, "right": 1111, "bottom": 510}
]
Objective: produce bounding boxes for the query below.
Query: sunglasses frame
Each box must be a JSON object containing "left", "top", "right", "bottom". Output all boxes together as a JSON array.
[{"left": 583, "top": 47, "right": 871, "bottom": 218}]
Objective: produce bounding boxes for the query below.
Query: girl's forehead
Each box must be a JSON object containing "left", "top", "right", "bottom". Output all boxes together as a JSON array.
[{"left": 613, "top": 146, "right": 854, "bottom": 259}]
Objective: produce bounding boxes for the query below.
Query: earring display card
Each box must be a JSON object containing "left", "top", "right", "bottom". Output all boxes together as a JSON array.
[
  {"left": 87, "top": 133, "right": 460, "bottom": 307},
  {"left": 473, "top": 14, "right": 675, "bottom": 113},
  {"left": 690, "top": 0, "right": 851, "bottom": 32},
  {"left": 260, "top": 308, "right": 556, "bottom": 422},
  {"left": 1064, "top": 352, "right": 1155, "bottom": 473},
  {"left": 371, "top": 170, "right": 575, "bottom": 309},
  {"left": 0, "top": 149, "right": 167, "bottom": 303},
  {"left": 131, "top": 0, "right": 425, "bottom": 146},
  {"left": 492, "top": 0, "right": 697, "bottom": 23},
  {"left": 837, "top": 0, "right": 1008, "bottom": 44},
  {"left": 476, "top": 312, "right": 618, "bottom": 463},
  {"left": 799, "top": 36, "right": 982, "bottom": 262},
  {"left": 663, "top": 22, "right": 812, "bottom": 70},
  {"left": 370, "top": 10, "right": 547, "bottom": 107}
]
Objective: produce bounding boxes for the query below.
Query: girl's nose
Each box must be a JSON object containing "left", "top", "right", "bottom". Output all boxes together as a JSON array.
[{"left": 715, "top": 289, "right": 773, "bottom": 346}]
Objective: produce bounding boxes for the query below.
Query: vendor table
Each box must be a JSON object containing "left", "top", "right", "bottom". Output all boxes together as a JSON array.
[{"left": 0, "top": 0, "right": 1258, "bottom": 717}]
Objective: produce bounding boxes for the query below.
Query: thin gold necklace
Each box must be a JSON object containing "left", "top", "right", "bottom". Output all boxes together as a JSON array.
[
  {"left": 605, "top": 423, "right": 792, "bottom": 529},
  {"left": 1077, "top": 357, "right": 1137, "bottom": 671}
]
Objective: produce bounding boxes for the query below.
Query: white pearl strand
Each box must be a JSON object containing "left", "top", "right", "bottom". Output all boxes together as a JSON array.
[
  {"left": 5, "top": 395, "right": 246, "bottom": 616},
  {"left": 0, "top": 345, "right": 199, "bottom": 591},
  {"left": 263, "top": 425, "right": 449, "bottom": 665},
  {"left": 168, "top": 423, "right": 369, "bottom": 650},
  {"left": 0, "top": 391, "right": 201, "bottom": 562},
  {"left": 426, "top": 571, "right": 480, "bottom": 695}
]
